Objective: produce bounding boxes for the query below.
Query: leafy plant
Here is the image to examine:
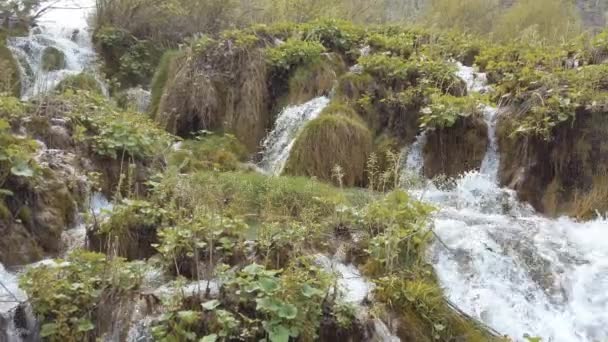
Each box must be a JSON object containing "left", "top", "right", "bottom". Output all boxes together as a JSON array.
[
  {"left": 266, "top": 39, "right": 326, "bottom": 71},
  {"left": 419, "top": 93, "right": 480, "bottom": 129},
  {"left": 20, "top": 250, "right": 142, "bottom": 342}
]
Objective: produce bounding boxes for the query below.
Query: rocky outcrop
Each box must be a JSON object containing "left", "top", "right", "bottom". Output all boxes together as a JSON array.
[
  {"left": 423, "top": 116, "right": 489, "bottom": 178},
  {"left": 498, "top": 107, "right": 608, "bottom": 217}
]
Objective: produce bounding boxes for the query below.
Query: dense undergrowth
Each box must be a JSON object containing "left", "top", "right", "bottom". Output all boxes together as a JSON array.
[{"left": 3, "top": 0, "right": 608, "bottom": 341}]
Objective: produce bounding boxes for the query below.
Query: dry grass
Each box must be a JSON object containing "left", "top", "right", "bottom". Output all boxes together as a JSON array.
[{"left": 571, "top": 172, "right": 608, "bottom": 219}]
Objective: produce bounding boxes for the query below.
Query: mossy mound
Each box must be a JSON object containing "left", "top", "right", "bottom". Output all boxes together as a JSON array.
[
  {"left": 55, "top": 73, "right": 103, "bottom": 94},
  {"left": 498, "top": 107, "right": 608, "bottom": 217},
  {"left": 284, "top": 114, "right": 373, "bottom": 186},
  {"left": 286, "top": 53, "right": 346, "bottom": 105},
  {"left": 41, "top": 46, "right": 66, "bottom": 71},
  {"left": 148, "top": 50, "right": 183, "bottom": 117},
  {"left": 0, "top": 30, "right": 22, "bottom": 97},
  {"left": 423, "top": 115, "right": 489, "bottom": 178}
]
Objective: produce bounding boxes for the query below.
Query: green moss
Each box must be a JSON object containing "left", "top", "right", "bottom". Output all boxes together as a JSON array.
[
  {"left": 167, "top": 133, "right": 247, "bottom": 173},
  {"left": 286, "top": 54, "right": 345, "bottom": 104},
  {"left": 284, "top": 114, "right": 373, "bottom": 187},
  {"left": 149, "top": 50, "right": 182, "bottom": 117},
  {"left": 17, "top": 206, "right": 33, "bottom": 227},
  {"left": 0, "top": 30, "right": 22, "bottom": 97},
  {"left": 266, "top": 39, "right": 326, "bottom": 72},
  {"left": 41, "top": 46, "right": 66, "bottom": 71},
  {"left": 55, "top": 73, "right": 103, "bottom": 94},
  {"left": 0, "top": 201, "right": 11, "bottom": 221}
]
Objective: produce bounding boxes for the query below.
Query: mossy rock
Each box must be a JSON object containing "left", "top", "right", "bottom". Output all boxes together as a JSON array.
[
  {"left": 41, "top": 46, "right": 66, "bottom": 71},
  {"left": 286, "top": 53, "right": 346, "bottom": 105},
  {"left": 284, "top": 114, "right": 373, "bottom": 187},
  {"left": 498, "top": 107, "right": 608, "bottom": 217},
  {"left": 55, "top": 73, "right": 103, "bottom": 94},
  {"left": 149, "top": 50, "right": 182, "bottom": 117},
  {"left": 0, "top": 30, "right": 22, "bottom": 97}
]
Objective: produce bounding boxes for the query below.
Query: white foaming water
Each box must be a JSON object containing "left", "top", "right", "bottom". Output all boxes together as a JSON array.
[
  {"left": 0, "top": 264, "right": 31, "bottom": 342},
  {"left": 7, "top": 0, "right": 102, "bottom": 99},
  {"left": 401, "top": 62, "right": 608, "bottom": 341},
  {"left": 404, "top": 131, "right": 427, "bottom": 176},
  {"left": 258, "top": 96, "right": 330, "bottom": 175}
]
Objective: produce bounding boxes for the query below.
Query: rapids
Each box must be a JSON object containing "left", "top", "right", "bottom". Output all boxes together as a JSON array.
[{"left": 402, "top": 64, "right": 608, "bottom": 342}]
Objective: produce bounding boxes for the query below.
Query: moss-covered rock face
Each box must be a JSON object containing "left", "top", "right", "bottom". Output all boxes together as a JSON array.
[
  {"left": 0, "top": 169, "right": 80, "bottom": 266},
  {"left": 157, "top": 41, "right": 271, "bottom": 152},
  {"left": 498, "top": 108, "right": 608, "bottom": 218},
  {"left": 423, "top": 115, "right": 489, "bottom": 178},
  {"left": 41, "top": 46, "right": 66, "bottom": 71},
  {"left": 55, "top": 73, "right": 103, "bottom": 94},
  {"left": 284, "top": 114, "right": 373, "bottom": 186},
  {"left": 285, "top": 53, "right": 346, "bottom": 105}
]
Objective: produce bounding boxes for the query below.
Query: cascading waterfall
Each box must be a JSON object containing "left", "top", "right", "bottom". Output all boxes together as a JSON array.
[
  {"left": 7, "top": 0, "right": 103, "bottom": 99},
  {"left": 403, "top": 63, "right": 608, "bottom": 341},
  {"left": 258, "top": 96, "right": 330, "bottom": 174}
]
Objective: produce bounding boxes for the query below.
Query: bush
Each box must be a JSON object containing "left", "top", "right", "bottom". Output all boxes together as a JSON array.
[
  {"left": 20, "top": 250, "right": 142, "bottom": 341},
  {"left": 167, "top": 133, "right": 247, "bottom": 173},
  {"left": 419, "top": 93, "right": 480, "bottom": 129},
  {"left": 266, "top": 39, "right": 326, "bottom": 72}
]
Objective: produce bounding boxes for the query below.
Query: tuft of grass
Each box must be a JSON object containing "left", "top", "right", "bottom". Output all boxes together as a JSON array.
[{"left": 284, "top": 114, "right": 373, "bottom": 187}]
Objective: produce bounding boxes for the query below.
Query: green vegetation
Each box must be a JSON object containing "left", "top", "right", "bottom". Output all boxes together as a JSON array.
[
  {"left": 41, "top": 46, "right": 65, "bottom": 71},
  {"left": 284, "top": 114, "right": 372, "bottom": 187},
  {"left": 0, "top": 29, "right": 22, "bottom": 97},
  {"left": 55, "top": 73, "right": 103, "bottom": 94},
  {"left": 20, "top": 251, "right": 143, "bottom": 342}
]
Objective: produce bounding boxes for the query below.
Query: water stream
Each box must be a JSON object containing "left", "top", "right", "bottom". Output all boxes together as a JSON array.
[
  {"left": 7, "top": 0, "right": 102, "bottom": 99},
  {"left": 402, "top": 64, "right": 608, "bottom": 342},
  {"left": 258, "top": 96, "right": 330, "bottom": 175}
]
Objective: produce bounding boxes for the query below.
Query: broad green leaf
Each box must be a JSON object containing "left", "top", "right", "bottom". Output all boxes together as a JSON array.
[
  {"left": 268, "top": 325, "right": 290, "bottom": 342},
  {"left": 202, "top": 299, "right": 220, "bottom": 311},
  {"left": 40, "top": 323, "right": 58, "bottom": 337},
  {"left": 10, "top": 162, "right": 34, "bottom": 178},
  {"left": 200, "top": 334, "right": 218, "bottom": 342},
  {"left": 277, "top": 303, "right": 298, "bottom": 320}
]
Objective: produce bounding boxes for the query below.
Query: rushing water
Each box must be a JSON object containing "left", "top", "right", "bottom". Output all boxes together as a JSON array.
[
  {"left": 402, "top": 63, "right": 608, "bottom": 342},
  {"left": 7, "top": 0, "right": 102, "bottom": 99},
  {"left": 258, "top": 96, "right": 330, "bottom": 175}
]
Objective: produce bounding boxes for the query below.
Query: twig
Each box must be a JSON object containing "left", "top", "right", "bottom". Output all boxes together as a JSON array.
[{"left": 0, "top": 279, "right": 20, "bottom": 303}]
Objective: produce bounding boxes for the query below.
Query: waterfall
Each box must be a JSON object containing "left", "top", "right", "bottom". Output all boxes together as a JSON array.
[
  {"left": 403, "top": 62, "right": 608, "bottom": 341},
  {"left": 258, "top": 96, "right": 330, "bottom": 175},
  {"left": 0, "top": 264, "right": 34, "bottom": 342},
  {"left": 7, "top": 0, "right": 103, "bottom": 99}
]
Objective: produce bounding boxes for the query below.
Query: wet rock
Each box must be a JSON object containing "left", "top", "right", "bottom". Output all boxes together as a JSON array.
[
  {"left": 41, "top": 46, "right": 66, "bottom": 71},
  {"left": 423, "top": 115, "right": 489, "bottom": 178}
]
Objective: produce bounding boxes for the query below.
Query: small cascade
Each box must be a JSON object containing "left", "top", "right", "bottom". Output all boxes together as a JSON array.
[
  {"left": 7, "top": 0, "right": 103, "bottom": 99},
  {"left": 399, "top": 62, "right": 608, "bottom": 341},
  {"left": 403, "top": 131, "right": 427, "bottom": 176},
  {"left": 479, "top": 104, "right": 500, "bottom": 182},
  {"left": 258, "top": 96, "right": 330, "bottom": 175},
  {"left": 62, "top": 192, "right": 114, "bottom": 252},
  {"left": 0, "top": 264, "right": 35, "bottom": 342}
]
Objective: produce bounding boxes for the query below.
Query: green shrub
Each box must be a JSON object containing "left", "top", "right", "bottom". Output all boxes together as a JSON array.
[
  {"left": 20, "top": 250, "right": 143, "bottom": 342},
  {"left": 0, "top": 118, "right": 38, "bottom": 186},
  {"left": 167, "top": 133, "right": 247, "bottom": 173},
  {"left": 419, "top": 93, "right": 480, "bottom": 129},
  {"left": 58, "top": 91, "right": 174, "bottom": 159},
  {"left": 302, "top": 19, "right": 364, "bottom": 55},
  {"left": 266, "top": 39, "right": 326, "bottom": 71}
]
